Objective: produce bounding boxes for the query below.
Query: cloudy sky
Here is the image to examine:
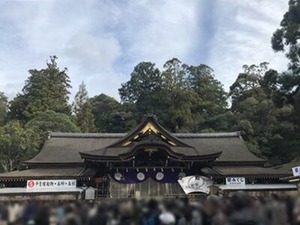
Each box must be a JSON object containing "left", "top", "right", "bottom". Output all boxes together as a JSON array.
[{"left": 0, "top": 0, "right": 289, "bottom": 100}]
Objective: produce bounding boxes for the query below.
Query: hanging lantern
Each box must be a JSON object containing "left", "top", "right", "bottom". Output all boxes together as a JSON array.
[
  {"left": 156, "top": 172, "right": 164, "bottom": 180},
  {"left": 114, "top": 172, "right": 122, "bottom": 181},
  {"left": 137, "top": 172, "right": 145, "bottom": 181}
]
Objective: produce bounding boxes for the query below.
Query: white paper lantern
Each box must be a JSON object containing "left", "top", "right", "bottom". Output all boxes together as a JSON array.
[
  {"left": 137, "top": 172, "right": 145, "bottom": 181},
  {"left": 156, "top": 172, "right": 164, "bottom": 180},
  {"left": 114, "top": 172, "right": 122, "bottom": 181}
]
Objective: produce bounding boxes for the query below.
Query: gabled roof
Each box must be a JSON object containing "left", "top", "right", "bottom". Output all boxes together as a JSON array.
[
  {"left": 108, "top": 114, "right": 191, "bottom": 148},
  {"left": 80, "top": 115, "right": 223, "bottom": 162},
  {"left": 25, "top": 115, "right": 264, "bottom": 165}
]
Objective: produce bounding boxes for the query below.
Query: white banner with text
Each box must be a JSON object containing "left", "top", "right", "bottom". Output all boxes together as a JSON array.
[
  {"left": 226, "top": 177, "right": 246, "bottom": 185},
  {"left": 26, "top": 179, "right": 77, "bottom": 190}
]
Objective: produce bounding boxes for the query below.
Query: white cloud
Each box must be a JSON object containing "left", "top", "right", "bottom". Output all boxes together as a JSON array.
[
  {"left": 0, "top": 0, "right": 204, "bottom": 100},
  {"left": 208, "top": 0, "right": 289, "bottom": 92},
  {"left": 121, "top": 0, "right": 201, "bottom": 64},
  {"left": 0, "top": 0, "right": 291, "bottom": 102},
  {"left": 0, "top": 0, "right": 123, "bottom": 99},
  {"left": 64, "top": 34, "right": 121, "bottom": 72}
]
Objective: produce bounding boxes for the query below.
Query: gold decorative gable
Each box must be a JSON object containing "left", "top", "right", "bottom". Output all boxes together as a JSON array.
[{"left": 122, "top": 122, "right": 177, "bottom": 147}]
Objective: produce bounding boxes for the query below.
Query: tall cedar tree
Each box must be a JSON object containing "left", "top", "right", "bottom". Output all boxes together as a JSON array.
[
  {"left": 9, "top": 56, "right": 71, "bottom": 122},
  {"left": 73, "top": 82, "right": 96, "bottom": 133}
]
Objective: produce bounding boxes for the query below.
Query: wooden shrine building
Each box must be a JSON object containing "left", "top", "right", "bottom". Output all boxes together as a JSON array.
[{"left": 0, "top": 114, "right": 297, "bottom": 199}]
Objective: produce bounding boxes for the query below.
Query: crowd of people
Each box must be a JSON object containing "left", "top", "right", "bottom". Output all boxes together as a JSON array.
[{"left": 1, "top": 191, "right": 300, "bottom": 225}]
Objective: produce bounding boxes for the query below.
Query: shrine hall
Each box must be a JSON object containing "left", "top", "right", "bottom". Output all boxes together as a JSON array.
[{"left": 0, "top": 114, "right": 297, "bottom": 199}]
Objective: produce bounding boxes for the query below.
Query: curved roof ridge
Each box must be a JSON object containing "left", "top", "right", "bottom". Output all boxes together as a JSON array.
[{"left": 49, "top": 132, "right": 241, "bottom": 138}]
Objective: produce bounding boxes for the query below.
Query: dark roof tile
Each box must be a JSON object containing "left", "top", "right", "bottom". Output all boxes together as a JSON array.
[{"left": 26, "top": 132, "right": 263, "bottom": 164}]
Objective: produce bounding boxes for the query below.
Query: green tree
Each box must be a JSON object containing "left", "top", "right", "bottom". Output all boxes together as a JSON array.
[
  {"left": 271, "top": 1, "right": 300, "bottom": 163},
  {"left": 118, "top": 59, "right": 229, "bottom": 133},
  {"left": 160, "top": 58, "right": 194, "bottom": 132},
  {"left": 159, "top": 59, "right": 229, "bottom": 132},
  {"left": 0, "top": 92, "right": 8, "bottom": 126},
  {"left": 295, "top": 89, "right": 300, "bottom": 122},
  {"left": 25, "top": 110, "right": 80, "bottom": 144},
  {"left": 229, "top": 63, "right": 269, "bottom": 111},
  {"left": 271, "top": 0, "right": 300, "bottom": 93},
  {"left": 200, "top": 111, "right": 237, "bottom": 133},
  {"left": 90, "top": 94, "right": 120, "bottom": 132},
  {"left": 229, "top": 63, "right": 297, "bottom": 164},
  {"left": 72, "top": 82, "right": 96, "bottom": 133},
  {"left": 0, "top": 121, "right": 39, "bottom": 172},
  {"left": 9, "top": 56, "right": 71, "bottom": 121},
  {"left": 105, "top": 104, "right": 137, "bottom": 133},
  {"left": 90, "top": 94, "right": 136, "bottom": 132},
  {"left": 119, "top": 62, "right": 162, "bottom": 119},
  {"left": 188, "top": 64, "right": 227, "bottom": 114},
  {"left": 186, "top": 64, "right": 228, "bottom": 132},
  {"left": 119, "top": 62, "right": 161, "bottom": 103}
]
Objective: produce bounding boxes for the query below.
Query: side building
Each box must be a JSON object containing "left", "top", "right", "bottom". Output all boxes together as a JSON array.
[{"left": 0, "top": 115, "right": 297, "bottom": 200}]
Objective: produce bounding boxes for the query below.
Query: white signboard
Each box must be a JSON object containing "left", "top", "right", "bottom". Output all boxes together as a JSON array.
[
  {"left": 26, "top": 180, "right": 77, "bottom": 190},
  {"left": 85, "top": 187, "right": 96, "bottom": 200},
  {"left": 178, "top": 176, "right": 213, "bottom": 194},
  {"left": 226, "top": 177, "right": 245, "bottom": 185},
  {"left": 292, "top": 166, "right": 300, "bottom": 176}
]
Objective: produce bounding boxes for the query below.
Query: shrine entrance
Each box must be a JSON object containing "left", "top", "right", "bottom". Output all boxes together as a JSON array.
[
  {"left": 109, "top": 178, "right": 185, "bottom": 198},
  {"left": 82, "top": 115, "right": 222, "bottom": 198}
]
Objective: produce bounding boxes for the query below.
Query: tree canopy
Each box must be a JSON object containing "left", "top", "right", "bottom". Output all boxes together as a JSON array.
[
  {"left": 90, "top": 94, "right": 136, "bottom": 133},
  {"left": 25, "top": 110, "right": 80, "bottom": 145},
  {"left": 271, "top": 0, "right": 300, "bottom": 96},
  {"left": 118, "top": 58, "right": 228, "bottom": 132},
  {"left": 9, "top": 56, "right": 71, "bottom": 122},
  {"left": 0, "top": 121, "right": 39, "bottom": 172},
  {"left": 270, "top": 0, "right": 300, "bottom": 163}
]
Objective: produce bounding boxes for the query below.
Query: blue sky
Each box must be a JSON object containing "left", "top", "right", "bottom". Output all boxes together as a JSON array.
[{"left": 0, "top": 0, "right": 289, "bottom": 101}]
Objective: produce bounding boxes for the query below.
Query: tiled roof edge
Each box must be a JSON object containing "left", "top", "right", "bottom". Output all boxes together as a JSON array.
[
  {"left": 175, "top": 132, "right": 240, "bottom": 138},
  {"left": 49, "top": 132, "right": 240, "bottom": 138},
  {"left": 49, "top": 132, "right": 126, "bottom": 138}
]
